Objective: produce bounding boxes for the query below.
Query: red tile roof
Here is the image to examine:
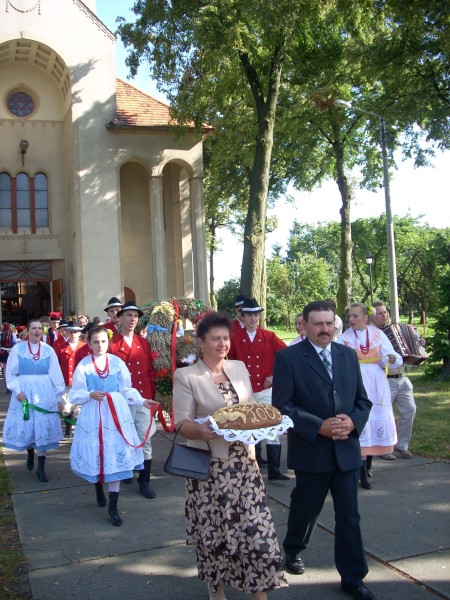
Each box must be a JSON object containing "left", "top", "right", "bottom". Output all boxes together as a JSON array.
[
  {"left": 109, "top": 78, "right": 212, "bottom": 134},
  {"left": 112, "top": 78, "right": 174, "bottom": 129}
]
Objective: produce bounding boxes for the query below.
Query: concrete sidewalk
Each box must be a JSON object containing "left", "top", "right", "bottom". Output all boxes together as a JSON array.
[{"left": 1, "top": 381, "right": 449, "bottom": 600}]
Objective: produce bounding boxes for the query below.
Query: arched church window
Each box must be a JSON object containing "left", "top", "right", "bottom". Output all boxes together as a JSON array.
[
  {"left": 34, "top": 173, "right": 49, "bottom": 227},
  {"left": 16, "top": 172, "right": 30, "bottom": 227},
  {"left": 0, "top": 171, "right": 49, "bottom": 233},
  {"left": 0, "top": 172, "right": 12, "bottom": 227}
]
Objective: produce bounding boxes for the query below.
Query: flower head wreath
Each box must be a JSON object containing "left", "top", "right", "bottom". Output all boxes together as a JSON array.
[{"left": 367, "top": 305, "right": 375, "bottom": 317}]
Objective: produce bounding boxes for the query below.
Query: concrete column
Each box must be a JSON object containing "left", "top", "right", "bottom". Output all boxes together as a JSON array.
[
  {"left": 189, "top": 176, "right": 208, "bottom": 303},
  {"left": 180, "top": 195, "right": 194, "bottom": 297},
  {"left": 149, "top": 175, "right": 166, "bottom": 299}
]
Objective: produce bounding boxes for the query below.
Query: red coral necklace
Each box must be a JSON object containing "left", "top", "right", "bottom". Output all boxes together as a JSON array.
[
  {"left": 28, "top": 341, "right": 40, "bottom": 361},
  {"left": 92, "top": 354, "right": 109, "bottom": 378},
  {"left": 353, "top": 328, "right": 370, "bottom": 355}
]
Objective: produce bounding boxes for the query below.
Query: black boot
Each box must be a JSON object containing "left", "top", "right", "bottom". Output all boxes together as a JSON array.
[
  {"left": 108, "top": 492, "right": 123, "bottom": 526},
  {"left": 137, "top": 459, "right": 156, "bottom": 499},
  {"left": 26, "top": 448, "right": 35, "bottom": 471},
  {"left": 366, "top": 455, "right": 373, "bottom": 478},
  {"left": 36, "top": 456, "right": 48, "bottom": 482},
  {"left": 95, "top": 482, "right": 106, "bottom": 507},
  {"left": 64, "top": 416, "right": 72, "bottom": 438},
  {"left": 255, "top": 442, "right": 268, "bottom": 466},
  {"left": 360, "top": 461, "right": 371, "bottom": 489},
  {"left": 267, "top": 444, "right": 290, "bottom": 481}
]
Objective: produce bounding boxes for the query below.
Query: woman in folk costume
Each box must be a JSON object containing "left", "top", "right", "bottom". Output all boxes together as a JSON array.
[
  {"left": 3, "top": 319, "right": 65, "bottom": 482},
  {"left": 69, "top": 326, "right": 156, "bottom": 527},
  {"left": 1, "top": 322, "right": 18, "bottom": 376},
  {"left": 337, "top": 303, "right": 402, "bottom": 489}
]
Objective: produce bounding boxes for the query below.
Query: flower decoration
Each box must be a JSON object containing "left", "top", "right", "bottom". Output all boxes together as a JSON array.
[
  {"left": 137, "top": 297, "right": 210, "bottom": 416},
  {"left": 367, "top": 305, "right": 375, "bottom": 316}
]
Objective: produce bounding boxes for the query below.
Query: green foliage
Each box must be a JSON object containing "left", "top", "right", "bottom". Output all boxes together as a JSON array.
[
  {"left": 424, "top": 234, "right": 450, "bottom": 379},
  {"left": 266, "top": 252, "right": 332, "bottom": 327},
  {"left": 216, "top": 278, "right": 241, "bottom": 315},
  {"left": 117, "top": 0, "right": 449, "bottom": 309},
  {"left": 269, "top": 218, "right": 449, "bottom": 321}
]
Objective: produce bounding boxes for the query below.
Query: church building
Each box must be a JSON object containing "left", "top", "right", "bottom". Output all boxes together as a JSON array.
[{"left": 0, "top": 0, "right": 209, "bottom": 324}]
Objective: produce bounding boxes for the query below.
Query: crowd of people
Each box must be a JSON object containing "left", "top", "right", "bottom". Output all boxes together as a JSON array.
[{"left": 0, "top": 294, "right": 423, "bottom": 600}]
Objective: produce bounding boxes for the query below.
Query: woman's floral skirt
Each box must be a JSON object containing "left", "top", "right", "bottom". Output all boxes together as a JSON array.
[{"left": 185, "top": 442, "right": 288, "bottom": 593}]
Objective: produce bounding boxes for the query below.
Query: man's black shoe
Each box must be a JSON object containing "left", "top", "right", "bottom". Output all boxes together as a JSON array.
[
  {"left": 285, "top": 555, "right": 305, "bottom": 575},
  {"left": 341, "top": 581, "right": 376, "bottom": 599},
  {"left": 268, "top": 471, "right": 290, "bottom": 481}
]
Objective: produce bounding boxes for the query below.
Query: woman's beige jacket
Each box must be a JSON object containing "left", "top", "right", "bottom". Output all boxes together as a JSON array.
[{"left": 173, "top": 358, "right": 255, "bottom": 459}]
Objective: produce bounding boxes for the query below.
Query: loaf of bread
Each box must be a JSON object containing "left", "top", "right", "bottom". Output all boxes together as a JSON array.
[{"left": 212, "top": 403, "right": 282, "bottom": 430}]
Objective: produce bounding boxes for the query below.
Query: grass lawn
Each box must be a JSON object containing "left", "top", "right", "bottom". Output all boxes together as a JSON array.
[
  {"left": 0, "top": 452, "right": 30, "bottom": 600},
  {"left": 407, "top": 367, "right": 450, "bottom": 461}
]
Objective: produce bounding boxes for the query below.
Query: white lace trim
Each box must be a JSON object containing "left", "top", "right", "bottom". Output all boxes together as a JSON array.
[{"left": 195, "top": 415, "right": 293, "bottom": 445}]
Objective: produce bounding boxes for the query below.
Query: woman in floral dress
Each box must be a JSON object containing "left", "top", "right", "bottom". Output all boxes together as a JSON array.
[{"left": 173, "top": 312, "right": 287, "bottom": 600}]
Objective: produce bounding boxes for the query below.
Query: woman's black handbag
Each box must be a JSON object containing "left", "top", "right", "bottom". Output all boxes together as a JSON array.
[{"left": 164, "top": 428, "right": 211, "bottom": 481}]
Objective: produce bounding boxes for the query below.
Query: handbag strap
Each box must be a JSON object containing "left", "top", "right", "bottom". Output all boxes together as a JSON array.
[{"left": 175, "top": 422, "right": 212, "bottom": 452}]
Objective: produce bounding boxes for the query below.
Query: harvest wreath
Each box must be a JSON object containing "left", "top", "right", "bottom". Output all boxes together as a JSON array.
[{"left": 137, "top": 297, "right": 211, "bottom": 430}]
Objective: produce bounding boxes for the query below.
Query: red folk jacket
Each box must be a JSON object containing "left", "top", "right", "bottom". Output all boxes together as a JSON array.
[
  {"left": 231, "top": 318, "right": 245, "bottom": 336},
  {"left": 229, "top": 326, "right": 286, "bottom": 393},
  {"left": 52, "top": 334, "right": 68, "bottom": 353},
  {"left": 103, "top": 322, "right": 119, "bottom": 335},
  {"left": 74, "top": 343, "right": 92, "bottom": 370},
  {"left": 55, "top": 340, "right": 86, "bottom": 385},
  {"left": 109, "top": 333, "right": 156, "bottom": 399},
  {"left": 46, "top": 329, "right": 61, "bottom": 347}
]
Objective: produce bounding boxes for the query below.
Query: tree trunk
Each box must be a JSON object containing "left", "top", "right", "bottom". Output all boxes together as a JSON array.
[
  {"left": 239, "top": 46, "right": 283, "bottom": 309},
  {"left": 334, "top": 142, "right": 353, "bottom": 317},
  {"left": 208, "top": 223, "right": 217, "bottom": 309}
]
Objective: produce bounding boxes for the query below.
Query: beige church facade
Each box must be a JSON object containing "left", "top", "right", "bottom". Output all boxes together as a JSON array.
[{"left": 0, "top": 0, "right": 208, "bottom": 325}]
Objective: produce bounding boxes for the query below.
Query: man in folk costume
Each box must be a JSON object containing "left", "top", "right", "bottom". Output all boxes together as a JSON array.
[
  {"left": 229, "top": 298, "right": 290, "bottom": 480},
  {"left": 54, "top": 321, "right": 86, "bottom": 437},
  {"left": 109, "top": 302, "right": 157, "bottom": 499},
  {"left": 371, "top": 302, "right": 418, "bottom": 459},
  {"left": 231, "top": 294, "right": 248, "bottom": 336},
  {"left": 52, "top": 320, "right": 69, "bottom": 353},
  {"left": 46, "top": 312, "right": 62, "bottom": 347},
  {"left": 74, "top": 322, "right": 94, "bottom": 370},
  {"left": 103, "top": 297, "right": 123, "bottom": 335}
]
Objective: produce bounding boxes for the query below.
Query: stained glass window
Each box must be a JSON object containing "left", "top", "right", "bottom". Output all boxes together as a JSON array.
[{"left": 7, "top": 91, "right": 35, "bottom": 117}]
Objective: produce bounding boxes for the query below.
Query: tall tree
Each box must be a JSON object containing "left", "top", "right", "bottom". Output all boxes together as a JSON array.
[
  {"left": 117, "top": 0, "right": 448, "bottom": 313},
  {"left": 117, "top": 0, "right": 380, "bottom": 307}
]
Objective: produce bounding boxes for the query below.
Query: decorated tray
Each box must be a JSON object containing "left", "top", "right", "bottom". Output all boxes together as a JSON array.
[{"left": 195, "top": 415, "right": 293, "bottom": 445}]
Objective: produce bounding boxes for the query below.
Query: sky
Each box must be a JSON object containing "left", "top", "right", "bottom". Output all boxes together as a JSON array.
[{"left": 97, "top": 1, "right": 449, "bottom": 288}]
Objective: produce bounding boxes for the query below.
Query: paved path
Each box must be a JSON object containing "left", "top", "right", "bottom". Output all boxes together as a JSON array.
[{"left": 1, "top": 379, "right": 449, "bottom": 600}]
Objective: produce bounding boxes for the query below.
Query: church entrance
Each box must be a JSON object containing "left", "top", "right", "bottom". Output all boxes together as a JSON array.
[{"left": 0, "top": 261, "right": 58, "bottom": 325}]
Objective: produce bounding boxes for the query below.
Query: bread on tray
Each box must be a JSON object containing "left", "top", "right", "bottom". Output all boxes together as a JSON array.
[{"left": 212, "top": 402, "right": 282, "bottom": 430}]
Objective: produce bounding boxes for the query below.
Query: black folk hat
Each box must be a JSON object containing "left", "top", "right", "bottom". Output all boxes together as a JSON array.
[
  {"left": 234, "top": 294, "right": 249, "bottom": 307},
  {"left": 104, "top": 297, "right": 123, "bottom": 312},
  {"left": 240, "top": 298, "right": 264, "bottom": 313},
  {"left": 57, "top": 319, "right": 69, "bottom": 329},
  {"left": 117, "top": 301, "right": 144, "bottom": 318},
  {"left": 66, "top": 320, "right": 83, "bottom": 332},
  {"left": 81, "top": 322, "right": 96, "bottom": 334}
]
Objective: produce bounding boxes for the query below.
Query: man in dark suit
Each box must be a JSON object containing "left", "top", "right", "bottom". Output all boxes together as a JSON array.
[{"left": 272, "top": 300, "right": 375, "bottom": 600}]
